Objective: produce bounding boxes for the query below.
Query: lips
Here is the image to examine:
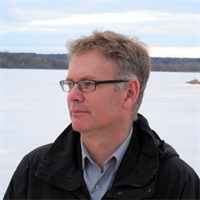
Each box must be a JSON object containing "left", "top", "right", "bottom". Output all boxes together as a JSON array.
[{"left": 70, "top": 109, "right": 89, "bottom": 116}]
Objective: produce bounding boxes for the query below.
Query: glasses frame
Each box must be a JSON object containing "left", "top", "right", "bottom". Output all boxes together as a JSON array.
[{"left": 59, "top": 79, "right": 129, "bottom": 93}]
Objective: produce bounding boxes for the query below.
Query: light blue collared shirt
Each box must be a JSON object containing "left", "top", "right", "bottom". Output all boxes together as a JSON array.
[{"left": 80, "top": 126, "right": 133, "bottom": 200}]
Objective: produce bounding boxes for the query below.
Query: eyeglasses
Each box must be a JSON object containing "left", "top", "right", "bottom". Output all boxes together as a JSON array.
[{"left": 60, "top": 79, "right": 129, "bottom": 93}]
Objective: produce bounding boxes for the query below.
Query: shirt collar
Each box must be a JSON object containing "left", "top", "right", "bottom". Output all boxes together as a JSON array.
[{"left": 80, "top": 126, "right": 133, "bottom": 172}]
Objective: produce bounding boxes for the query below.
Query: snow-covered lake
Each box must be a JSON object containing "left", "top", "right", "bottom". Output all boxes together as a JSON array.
[{"left": 0, "top": 69, "right": 199, "bottom": 198}]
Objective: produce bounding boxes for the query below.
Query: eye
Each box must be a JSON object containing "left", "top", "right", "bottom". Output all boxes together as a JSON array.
[
  {"left": 79, "top": 80, "right": 95, "bottom": 92},
  {"left": 66, "top": 82, "right": 73, "bottom": 87},
  {"left": 84, "top": 81, "right": 94, "bottom": 87},
  {"left": 65, "top": 81, "right": 74, "bottom": 89}
]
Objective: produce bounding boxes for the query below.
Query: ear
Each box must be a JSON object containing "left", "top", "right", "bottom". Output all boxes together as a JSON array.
[{"left": 123, "top": 79, "right": 140, "bottom": 109}]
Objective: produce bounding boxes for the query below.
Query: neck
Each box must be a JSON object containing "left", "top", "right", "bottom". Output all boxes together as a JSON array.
[{"left": 80, "top": 123, "right": 132, "bottom": 171}]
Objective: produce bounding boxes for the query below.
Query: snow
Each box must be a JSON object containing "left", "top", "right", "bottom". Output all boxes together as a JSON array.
[{"left": 0, "top": 69, "right": 199, "bottom": 198}]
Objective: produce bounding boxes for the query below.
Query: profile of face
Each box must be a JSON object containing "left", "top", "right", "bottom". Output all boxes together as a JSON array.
[{"left": 66, "top": 50, "right": 138, "bottom": 134}]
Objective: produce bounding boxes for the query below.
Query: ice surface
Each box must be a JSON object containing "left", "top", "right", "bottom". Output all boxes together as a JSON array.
[{"left": 0, "top": 69, "right": 199, "bottom": 198}]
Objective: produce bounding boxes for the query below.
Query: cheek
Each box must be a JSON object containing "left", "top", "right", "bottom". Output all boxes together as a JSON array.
[
  {"left": 67, "top": 97, "right": 71, "bottom": 106},
  {"left": 67, "top": 98, "right": 70, "bottom": 111},
  {"left": 93, "top": 94, "right": 122, "bottom": 117},
  {"left": 90, "top": 98, "right": 104, "bottom": 114},
  {"left": 85, "top": 96, "right": 107, "bottom": 118}
]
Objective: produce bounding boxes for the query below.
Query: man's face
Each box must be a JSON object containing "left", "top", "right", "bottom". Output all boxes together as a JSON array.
[{"left": 67, "top": 50, "right": 127, "bottom": 134}]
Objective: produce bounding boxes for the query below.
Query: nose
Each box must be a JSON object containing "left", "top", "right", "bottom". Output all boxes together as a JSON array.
[
  {"left": 67, "top": 83, "right": 84, "bottom": 102},
  {"left": 72, "top": 82, "right": 83, "bottom": 92}
]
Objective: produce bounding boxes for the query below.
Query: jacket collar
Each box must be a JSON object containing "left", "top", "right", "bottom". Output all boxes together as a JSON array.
[
  {"left": 112, "top": 114, "right": 159, "bottom": 187},
  {"left": 35, "top": 125, "right": 89, "bottom": 197}
]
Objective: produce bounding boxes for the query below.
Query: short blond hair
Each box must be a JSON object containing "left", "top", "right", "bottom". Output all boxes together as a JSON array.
[{"left": 66, "top": 30, "right": 151, "bottom": 121}]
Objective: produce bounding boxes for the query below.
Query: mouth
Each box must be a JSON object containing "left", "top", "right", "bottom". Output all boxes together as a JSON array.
[{"left": 71, "top": 109, "right": 89, "bottom": 116}]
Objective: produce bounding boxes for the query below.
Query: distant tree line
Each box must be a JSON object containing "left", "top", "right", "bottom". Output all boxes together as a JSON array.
[
  {"left": 0, "top": 51, "right": 199, "bottom": 72},
  {"left": 0, "top": 52, "right": 68, "bottom": 69},
  {"left": 151, "top": 57, "right": 200, "bottom": 72}
]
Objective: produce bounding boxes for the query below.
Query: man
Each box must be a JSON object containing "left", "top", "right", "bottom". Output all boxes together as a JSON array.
[{"left": 4, "top": 30, "right": 199, "bottom": 199}]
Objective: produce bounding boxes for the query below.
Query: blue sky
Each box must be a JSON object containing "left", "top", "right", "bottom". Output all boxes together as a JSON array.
[{"left": 1, "top": 0, "right": 199, "bottom": 57}]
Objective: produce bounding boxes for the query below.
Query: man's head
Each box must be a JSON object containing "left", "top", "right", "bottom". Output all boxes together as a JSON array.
[{"left": 66, "top": 30, "right": 151, "bottom": 122}]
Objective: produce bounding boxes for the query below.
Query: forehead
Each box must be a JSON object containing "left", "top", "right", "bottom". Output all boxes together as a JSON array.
[{"left": 67, "top": 50, "right": 115, "bottom": 80}]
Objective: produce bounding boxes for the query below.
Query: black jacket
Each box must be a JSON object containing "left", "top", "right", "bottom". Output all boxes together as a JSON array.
[{"left": 4, "top": 114, "right": 200, "bottom": 199}]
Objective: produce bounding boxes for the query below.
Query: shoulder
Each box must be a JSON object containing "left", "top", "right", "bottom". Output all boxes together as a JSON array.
[
  {"left": 155, "top": 155, "right": 200, "bottom": 198},
  {"left": 3, "top": 143, "right": 54, "bottom": 199},
  {"left": 27, "top": 143, "right": 53, "bottom": 158},
  {"left": 159, "top": 155, "right": 198, "bottom": 179},
  {"left": 158, "top": 141, "right": 198, "bottom": 181},
  {"left": 17, "top": 143, "right": 53, "bottom": 172},
  {"left": 153, "top": 139, "right": 199, "bottom": 198}
]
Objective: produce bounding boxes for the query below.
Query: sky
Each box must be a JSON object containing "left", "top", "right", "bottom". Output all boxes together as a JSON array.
[{"left": 0, "top": 0, "right": 199, "bottom": 58}]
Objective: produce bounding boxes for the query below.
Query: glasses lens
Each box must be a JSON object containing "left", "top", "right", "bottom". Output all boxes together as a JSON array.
[
  {"left": 61, "top": 80, "right": 73, "bottom": 92},
  {"left": 79, "top": 80, "right": 95, "bottom": 92}
]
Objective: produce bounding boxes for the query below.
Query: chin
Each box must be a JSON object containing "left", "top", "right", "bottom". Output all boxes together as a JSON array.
[{"left": 71, "top": 120, "right": 88, "bottom": 133}]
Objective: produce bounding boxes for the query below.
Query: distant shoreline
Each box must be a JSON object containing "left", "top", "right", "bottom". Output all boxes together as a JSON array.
[{"left": 0, "top": 52, "right": 199, "bottom": 72}]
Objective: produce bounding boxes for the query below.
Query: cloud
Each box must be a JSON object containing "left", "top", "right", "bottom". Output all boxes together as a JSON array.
[
  {"left": 2, "top": 10, "right": 197, "bottom": 41},
  {"left": 2, "top": 10, "right": 195, "bottom": 38},
  {"left": 28, "top": 11, "right": 197, "bottom": 26},
  {"left": 149, "top": 47, "right": 199, "bottom": 58},
  {"left": 1, "top": 5, "right": 199, "bottom": 57}
]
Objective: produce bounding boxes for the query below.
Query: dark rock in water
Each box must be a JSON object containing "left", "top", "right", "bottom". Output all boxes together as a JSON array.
[{"left": 186, "top": 79, "right": 200, "bottom": 84}]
